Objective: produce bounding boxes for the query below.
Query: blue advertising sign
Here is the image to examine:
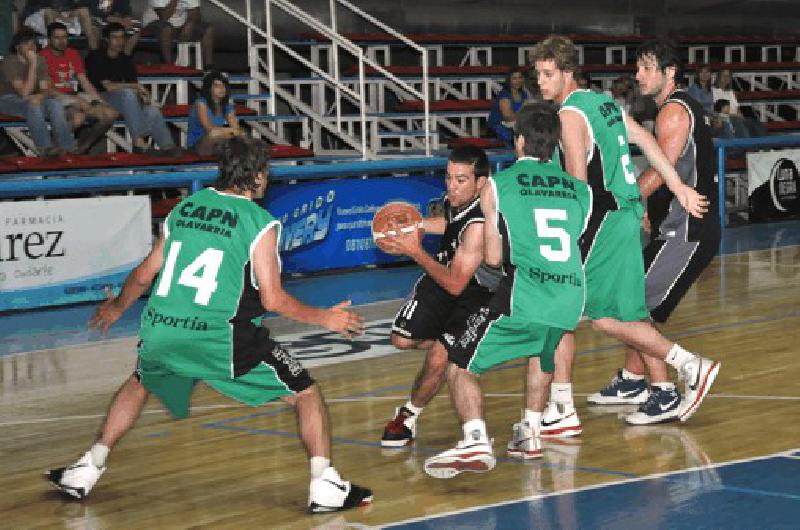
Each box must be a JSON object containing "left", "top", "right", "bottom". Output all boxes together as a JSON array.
[{"left": 262, "top": 174, "right": 445, "bottom": 273}]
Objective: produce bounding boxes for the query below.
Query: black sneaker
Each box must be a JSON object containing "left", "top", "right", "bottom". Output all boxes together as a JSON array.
[{"left": 626, "top": 386, "right": 681, "bottom": 425}]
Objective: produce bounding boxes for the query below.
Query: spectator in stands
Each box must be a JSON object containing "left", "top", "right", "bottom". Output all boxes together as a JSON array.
[
  {"left": 688, "top": 64, "right": 715, "bottom": 115},
  {"left": 188, "top": 71, "right": 242, "bottom": 156},
  {"left": 711, "top": 99, "right": 735, "bottom": 138},
  {"left": 41, "top": 21, "right": 118, "bottom": 153},
  {"left": 712, "top": 68, "right": 767, "bottom": 138},
  {"left": 574, "top": 70, "right": 590, "bottom": 90},
  {"left": 21, "top": 0, "right": 99, "bottom": 50},
  {"left": 141, "top": 0, "right": 215, "bottom": 68},
  {"left": 0, "top": 27, "right": 76, "bottom": 154},
  {"left": 86, "top": 23, "right": 179, "bottom": 155},
  {"left": 488, "top": 68, "right": 533, "bottom": 148},
  {"left": 609, "top": 77, "right": 632, "bottom": 113},
  {"left": 87, "top": 0, "right": 141, "bottom": 56}
]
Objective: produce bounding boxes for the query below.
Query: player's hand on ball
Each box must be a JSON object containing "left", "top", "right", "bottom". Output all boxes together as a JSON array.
[
  {"left": 324, "top": 300, "right": 365, "bottom": 338},
  {"left": 676, "top": 185, "right": 709, "bottom": 218},
  {"left": 89, "top": 287, "right": 124, "bottom": 336},
  {"left": 377, "top": 226, "right": 423, "bottom": 257}
]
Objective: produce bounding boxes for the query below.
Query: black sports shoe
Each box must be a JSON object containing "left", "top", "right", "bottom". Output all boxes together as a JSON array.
[
  {"left": 380, "top": 406, "right": 416, "bottom": 447},
  {"left": 626, "top": 386, "right": 681, "bottom": 425}
]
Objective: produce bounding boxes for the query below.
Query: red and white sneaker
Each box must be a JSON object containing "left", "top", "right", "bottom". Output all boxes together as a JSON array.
[
  {"left": 540, "top": 403, "right": 582, "bottom": 438},
  {"left": 424, "top": 439, "right": 495, "bottom": 479},
  {"left": 380, "top": 407, "right": 416, "bottom": 447},
  {"left": 506, "top": 422, "right": 543, "bottom": 459},
  {"left": 678, "top": 357, "right": 720, "bottom": 422}
]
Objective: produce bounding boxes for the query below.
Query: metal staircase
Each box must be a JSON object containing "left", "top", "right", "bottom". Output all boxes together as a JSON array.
[{"left": 207, "top": 0, "right": 433, "bottom": 158}]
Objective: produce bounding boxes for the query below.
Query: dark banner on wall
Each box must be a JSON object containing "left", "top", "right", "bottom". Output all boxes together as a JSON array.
[{"left": 262, "top": 175, "right": 445, "bottom": 273}]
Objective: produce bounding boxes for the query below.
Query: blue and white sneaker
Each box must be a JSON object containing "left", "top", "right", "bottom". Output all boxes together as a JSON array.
[
  {"left": 626, "top": 386, "right": 681, "bottom": 425},
  {"left": 587, "top": 370, "right": 649, "bottom": 405}
]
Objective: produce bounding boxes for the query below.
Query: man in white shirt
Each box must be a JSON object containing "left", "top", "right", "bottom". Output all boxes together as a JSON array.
[{"left": 141, "top": 0, "right": 215, "bottom": 68}]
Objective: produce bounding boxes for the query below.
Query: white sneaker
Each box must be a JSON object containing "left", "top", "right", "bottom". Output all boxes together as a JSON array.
[
  {"left": 308, "top": 467, "right": 373, "bottom": 513},
  {"left": 507, "top": 422, "right": 543, "bottom": 459},
  {"left": 678, "top": 357, "right": 720, "bottom": 422},
  {"left": 540, "top": 402, "right": 582, "bottom": 437},
  {"left": 45, "top": 451, "right": 105, "bottom": 499},
  {"left": 424, "top": 439, "right": 496, "bottom": 479}
]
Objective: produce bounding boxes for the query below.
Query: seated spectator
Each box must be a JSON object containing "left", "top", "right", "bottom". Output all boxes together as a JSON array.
[
  {"left": 187, "top": 71, "right": 242, "bottom": 156},
  {"left": 608, "top": 77, "right": 632, "bottom": 113},
  {"left": 711, "top": 99, "right": 735, "bottom": 138},
  {"left": 488, "top": 68, "right": 532, "bottom": 147},
  {"left": 0, "top": 27, "right": 76, "bottom": 155},
  {"left": 712, "top": 68, "right": 767, "bottom": 138},
  {"left": 141, "top": 0, "right": 214, "bottom": 68},
  {"left": 688, "top": 64, "right": 714, "bottom": 115},
  {"left": 87, "top": 0, "right": 141, "bottom": 56},
  {"left": 21, "top": 0, "right": 98, "bottom": 50},
  {"left": 40, "top": 21, "right": 118, "bottom": 153},
  {"left": 86, "top": 22, "right": 179, "bottom": 155}
]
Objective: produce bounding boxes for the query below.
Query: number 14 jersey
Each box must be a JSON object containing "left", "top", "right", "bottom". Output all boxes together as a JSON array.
[
  {"left": 490, "top": 157, "right": 592, "bottom": 330},
  {"left": 139, "top": 187, "right": 279, "bottom": 379}
]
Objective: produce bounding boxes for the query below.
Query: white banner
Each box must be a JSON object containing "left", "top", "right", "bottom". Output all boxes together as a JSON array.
[
  {"left": 0, "top": 196, "right": 152, "bottom": 310},
  {"left": 746, "top": 150, "right": 800, "bottom": 208}
]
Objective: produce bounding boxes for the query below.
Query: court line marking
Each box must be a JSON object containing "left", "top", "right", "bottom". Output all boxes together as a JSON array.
[
  {"left": 380, "top": 448, "right": 800, "bottom": 529},
  {"left": 2, "top": 391, "right": 798, "bottom": 428}
]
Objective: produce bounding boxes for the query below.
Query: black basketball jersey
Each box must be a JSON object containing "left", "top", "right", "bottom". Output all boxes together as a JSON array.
[
  {"left": 648, "top": 89, "right": 720, "bottom": 242},
  {"left": 421, "top": 196, "right": 500, "bottom": 295}
]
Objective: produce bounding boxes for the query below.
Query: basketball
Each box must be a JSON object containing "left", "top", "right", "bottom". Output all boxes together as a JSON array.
[{"left": 371, "top": 201, "right": 423, "bottom": 255}]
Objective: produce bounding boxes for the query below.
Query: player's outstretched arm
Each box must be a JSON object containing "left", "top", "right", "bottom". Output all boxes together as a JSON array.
[
  {"left": 559, "top": 109, "right": 591, "bottom": 183},
  {"left": 625, "top": 114, "right": 709, "bottom": 218},
  {"left": 479, "top": 182, "right": 502, "bottom": 268},
  {"left": 421, "top": 215, "right": 446, "bottom": 235},
  {"left": 89, "top": 234, "right": 166, "bottom": 335},
  {"left": 253, "top": 225, "right": 364, "bottom": 338}
]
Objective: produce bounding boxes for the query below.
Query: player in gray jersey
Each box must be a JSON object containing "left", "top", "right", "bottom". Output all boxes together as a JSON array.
[
  {"left": 379, "top": 145, "right": 499, "bottom": 447},
  {"left": 588, "top": 39, "right": 722, "bottom": 424}
]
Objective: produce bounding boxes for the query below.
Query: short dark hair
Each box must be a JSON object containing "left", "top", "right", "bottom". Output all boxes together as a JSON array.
[
  {"left": 47, "top": 21, "right": 69, "bottom": 38},
  {"left": 10, "top": 27, "right": 38, "bottom": 53},
  {"left": 448, "top": 145, "right": 489, "bottom": 179},
  {"left": 104, "top": 22, "right": 127, "bottom": 39},
  {"left": 514, "top": 101, "right": 561, "bottom": 161},
  {"left": 214, "top": 137, "right": 271, "bottom": 193},
  {"left": 714, "top": 98, "right": 730, "bottom": 113},
  {"left": 636, "top": 38, "right": 685, "bottom": 85}
]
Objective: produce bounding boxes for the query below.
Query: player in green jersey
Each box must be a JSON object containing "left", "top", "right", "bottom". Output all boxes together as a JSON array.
[
  {"left": 46, "top": 137, "right": 373, "bottom": 514},
  {"left": 530, "top": 35, "right": 720, "bottom": 437},
  {"left": 424, "top": 101, "right": 592, "bottom": 478}
]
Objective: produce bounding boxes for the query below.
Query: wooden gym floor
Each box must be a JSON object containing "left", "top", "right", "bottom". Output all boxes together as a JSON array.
[{"left": 1, "top": 219, "right": 799, "bottom": 529}]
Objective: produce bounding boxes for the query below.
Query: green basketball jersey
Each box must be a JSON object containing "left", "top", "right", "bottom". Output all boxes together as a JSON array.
[
  {"left": 490, "top": 157, "right": 592, "bottom": 330},
  {"left": 560, "top": 89, "right": 641, "bottom": 207},
  {"left": 138, "top": 187, "right": 279, "bottom": 379}
]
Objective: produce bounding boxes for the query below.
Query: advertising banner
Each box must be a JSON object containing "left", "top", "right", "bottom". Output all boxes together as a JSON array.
[
  {"left": 263, "top": 174, "right": 445, "bottom": 273},
  {"left": 0, "top": 196, "right": 152, "bottom": 311},
  {"left": 746, "top": 150, "right": 800, "bottom": 220}
]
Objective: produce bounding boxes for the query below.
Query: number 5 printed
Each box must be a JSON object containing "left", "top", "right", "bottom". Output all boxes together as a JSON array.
[
  {"left": 534, "top": 209, "right": 570, "bottom": 262},
  {"left": 155, "top": 241, "right": 224, "bottom": 305}
]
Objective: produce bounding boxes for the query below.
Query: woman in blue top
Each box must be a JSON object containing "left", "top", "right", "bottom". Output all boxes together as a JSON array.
[
  {"left": 188, "top": 71, "right": 242, "bottom": 156},
  {"left": 687, "top": 64, "right": 714, "bottom": 115},
  {"left": 488, "top": 68, "right": 532, "bottom": 148}
]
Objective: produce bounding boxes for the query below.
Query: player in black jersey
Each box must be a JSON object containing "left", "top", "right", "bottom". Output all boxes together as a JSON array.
[
  {"left": 588, "top": 38, "right": 722, "bottom": 424},
  {"left": 379, "top": 145, "right": 500, "bottom": 447}
]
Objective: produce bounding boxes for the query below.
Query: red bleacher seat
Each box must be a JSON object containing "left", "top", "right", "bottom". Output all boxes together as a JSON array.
[
  {"left": 765, "top": 121, "right": 800, "bottom": 132},
  {"left": 134, "top": 64, "right": 203, "bottom": 76},
  {"left": 726, "top": 158, "right": 746, "bottom": 171},
  {"left": 735, "top": 89, "right": 800, "bottom": 101},
  {"left": 447, "top": 137, "right": 505, "bottom": 149},
  {"left": 396, "top": 99, "right": 492, "bottom": 112},
  {"left": 159, "top": 104, "right": 258, "bottom": 117},
  {"left": 352, "top": 65, "right": 513, "bottom": 76}
]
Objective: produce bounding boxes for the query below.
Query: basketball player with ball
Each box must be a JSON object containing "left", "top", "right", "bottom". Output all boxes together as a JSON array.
[{"left": 373, "top": 146, "right": 502, "bottom": 448}]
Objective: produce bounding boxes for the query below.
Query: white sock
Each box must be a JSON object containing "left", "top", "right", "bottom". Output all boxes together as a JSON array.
[
  {"left": 523, "top": 409, "right": 542, "bottom": 437},
  {"left": 310, "top": 456, "right": 330, "bottom": 480},
  {"left": 403, "top": 401, "right": 423, "bottom": 418},
  {"left": 622, "top": 368, "right": 645, "bottom": 380},
  {"left": 652, "top": 382, "right": 676, "bottom": 391},
  {"left": 89, "top": 443, "right": 109, "bottom": 468},
  {"left": 550, "top": 383, "right": 574, "bottom": 407},
  {"left": 665, "top": 344, "right": 695, "bottom": 371},
  {"left": 463, "top": 419, "right": 488, "bottom": 443}
]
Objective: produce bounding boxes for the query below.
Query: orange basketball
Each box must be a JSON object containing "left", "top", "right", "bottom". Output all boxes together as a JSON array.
[{"left": 372, "top": 201, "right": 423, "bottom": 255}]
